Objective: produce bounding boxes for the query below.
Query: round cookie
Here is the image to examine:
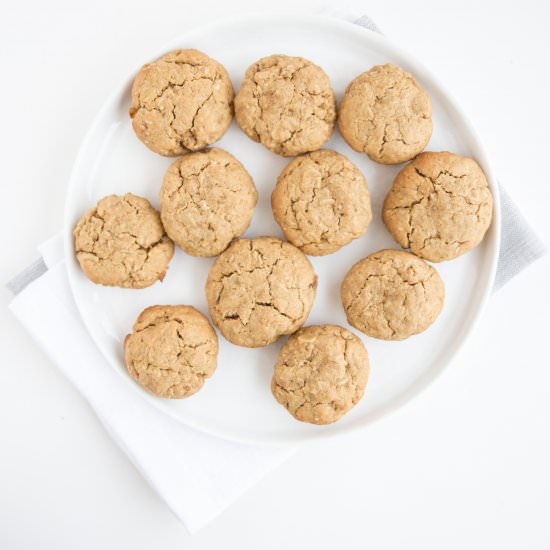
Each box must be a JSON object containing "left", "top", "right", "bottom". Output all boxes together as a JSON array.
[
  {"left": 234, "top": 54, "right": 336, "bottom": 156},
  {"left": 271, "top": 324, "right": 369, "bottom": 425},
  {"left": 160, "top": 148, "right": 258, "bottom": 257},
  {"left": 382, "top": 151, "right": 493, "bottom": 262},
  {"left": 338, "top": 64, "right": 432, "bottom": 164},
  {"left": 271, "top": 149, "right": 372, "bottom": 255},
  {"left": 205, "top": 237, "right": 318, "bottom": 347},
  {"left": 124, "top": 305, "right": 218, "bottom": 399},
  {"left": 129, "top": 49, "right": 234, "bottom": 157},
  {"left": 74, "top": 193, "right": 174, "bottom": 289},
  {"left": 341, "top": 249, "right": 444, "bottom": 340}
]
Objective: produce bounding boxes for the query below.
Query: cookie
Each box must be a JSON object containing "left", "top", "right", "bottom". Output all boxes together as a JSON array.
[
  {"left": 74, "top": 193, "right": 174, "bottom": 289},
  {"left": 160, "top": 148, "right": 258, "bottom": 257},
  {"left": 129, "top": 49, "right": 234, "bottom": 157},
  {"left": 234, "top": 54, "right": 336, "bottom": 156},
  {"left": 271, "top": 149, "right": 372, "bottom": 255},
  {"left": 341, "top": 249, "right": 444, "bottom": 340},
  {"left": 338, "top": 64, "right": 432, "bottom": 164},
  {"left": 271, "top": 324, "right": 369, "bottom": 425},
  {"left": 382, "top": 151, "right": 493, "bottom": 262},
  {"left": 124, "top": 305, "right": 218, "bottom": 399},
  {"left": 205, "top": 237, "right": 318, "bottom": 347}
]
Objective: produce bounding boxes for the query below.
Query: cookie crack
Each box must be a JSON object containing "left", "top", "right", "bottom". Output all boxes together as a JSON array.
[
  {"left": 187, "top": 76, "right": 219, "bottom": 147},
  {"left": 132, "top": 71, "right": 216, "bottom": 113}
]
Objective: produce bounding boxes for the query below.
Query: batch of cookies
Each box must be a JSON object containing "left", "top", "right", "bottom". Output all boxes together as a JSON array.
[{"left": 74, "top": 49, "right": 493, "bottom": 426}]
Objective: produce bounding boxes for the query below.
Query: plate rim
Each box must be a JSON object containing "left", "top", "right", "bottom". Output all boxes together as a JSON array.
[{"left": 64, "top": 12, "right": 501, "bottom": 447}]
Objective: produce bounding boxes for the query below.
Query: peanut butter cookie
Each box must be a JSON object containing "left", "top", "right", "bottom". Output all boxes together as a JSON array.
[
  {"left": 271, "top": 149, "right": 372, "bottom": 255},
  {"left": 234, "top": 55, "right": 336, "bottom": 156},
  {"left": 341, "top": 249, "right": 444, "bottom": 340},
  {"left": 382, "top": 151, "right": 493, "bottom": 262},
  {"left": 271, "top": 324, "right": 369, "bottom": 425},
  {"left": 338, "top": 64, "right": 432, "bottom": 164},
  {"left": 205, "top": 237, "right": 318, "bottom": 347},
  {"left": 74, "top": 193, "right": 174, "bottom": 289},
  {"left": 129, "top": 49, "right": 234, "bottom": 156},
  {"left": 124, "top": 305, "right": 218, "bottom": 399},
  {"left": 160, "top": 148, "right": 258, "bottom": 257}
]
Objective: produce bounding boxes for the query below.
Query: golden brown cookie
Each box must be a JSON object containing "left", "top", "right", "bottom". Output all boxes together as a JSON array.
[
  {"left": 382, "top": 151, "right": 493, "bottom": 262},
  {"left": 338, "top": 64, "right": 432, "bottom": 164},
  {"left": 160, "top": 148, "right": 258, "bottom": 257},
  {"left": 124, "top": 305, "right": 218, "bottom": 399},
  {"left": 341, "top": 249, "right": 444, "bottom": 340},
  {"left": 129, "top": 49, "right": 234, "bottom": 156},
  {"left": 205, "top": 237, "right": 317, "bottom": 347},
  {"left": 271, "top": 324, "right": 369, "bottom": 425},
  {"left": 271, "top": 149, "right": 372, "bottom": 255},
  {"left": 234, "top": 55, "right": 336, "bottom": 156},
  {"left": 74, "top": 193, "right": 174, "bottom": 289}
]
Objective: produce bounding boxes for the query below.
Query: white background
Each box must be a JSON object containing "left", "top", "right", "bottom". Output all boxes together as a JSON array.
[{"left": 1, "top": 0, "right": 549, "bottom": 548}]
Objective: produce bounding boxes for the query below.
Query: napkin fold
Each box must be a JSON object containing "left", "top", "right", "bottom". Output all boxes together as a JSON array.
[{"left": 6, "top": 15, "right": 546, "bottom": 534}]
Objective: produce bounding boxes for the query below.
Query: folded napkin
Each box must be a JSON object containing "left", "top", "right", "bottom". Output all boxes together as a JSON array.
[
  {"left": 6, "top": 15, "right": 546, "bottom": 534},
  {"left": 8, "top": 233, "right": 294, "bottom": 534}
]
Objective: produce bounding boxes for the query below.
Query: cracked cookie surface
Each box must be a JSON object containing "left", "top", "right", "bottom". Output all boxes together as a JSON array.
[
  {"left": 271, "top": 324, "right": 369, "bottom": 425},
  {"left": 74, "top": 193, "right": 174, "bottom": 289},
  {"left": 338, "top": 64, "right": 432, "bottom": 164},
  {"left": 383, "top": 151, "right": 493, "bottom": 262},
  {"left": 129, "top": 49, "right": 234, "bottom": 157},
  {"left": 124, "top": 305, "right": 218, "bottom": 398},
  {"left": 205, "top": 237, "right": 318, "bottom": 347},
  {"left": 271, "top": 149, "right": 372, "bottom": 255},
  {"left": 160, "top": 148, "right": 258, "bottom": 257},
  {"left": 234, "top": 55, "right": 336, "bottom": 156},
  {"left": 341, "top": 249, "right": 444, "bottom": 340}
]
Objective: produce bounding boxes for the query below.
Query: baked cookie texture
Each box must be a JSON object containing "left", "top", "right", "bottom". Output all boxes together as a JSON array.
[
  {"left": 160, "top": 148, "right": 258, "bottom": 257},
  {"left": 383, "top": 151, "right": 493, "bottom": 262},
  {"left": 234, "top": 54, "right": 336, "bottom": 156},
  {"left": 341, "top": 249, "right": 444, "bottom": 340},
  {"left": 129, "top": 49, "right": 234, "bottom": 157},
  {"left": 74, "top": 193, "right": 174, "bottom": 289},
  {"left": 124, "top": 305, "right": 218, "bottom": 399},
  {"left": 271, "top": 324, "right": 369, "bottom": 425},
  {"left": 205, "top": 237, "right": 318, "bottom": 347},
  {"left": 271, "top": 149, "right": 372, "bottom": 255},
  {"left": 338, "top": 64, "right": 432, "bottom": 164}
]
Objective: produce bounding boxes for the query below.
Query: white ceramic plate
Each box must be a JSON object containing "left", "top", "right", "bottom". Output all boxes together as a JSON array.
[{"left": 64, "top": 14, "right": 500, "bottom": 446}]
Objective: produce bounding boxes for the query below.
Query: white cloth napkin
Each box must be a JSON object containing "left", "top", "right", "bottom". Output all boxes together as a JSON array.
[
  {"left": 6, "top": 15, "right": 546, "bottom": 535},
  {"left": 9, "top": 233, "right": 294, "bottom": 534}
]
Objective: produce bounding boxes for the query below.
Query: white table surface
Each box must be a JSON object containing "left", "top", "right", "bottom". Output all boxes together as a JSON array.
[{"left": 1, "top": 0, "right": 549, "bottom": 548}]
